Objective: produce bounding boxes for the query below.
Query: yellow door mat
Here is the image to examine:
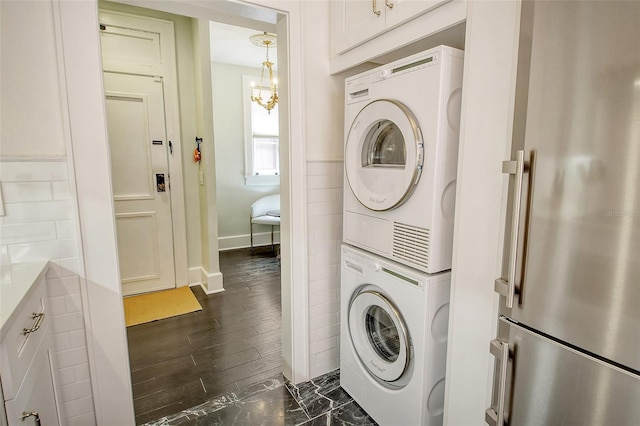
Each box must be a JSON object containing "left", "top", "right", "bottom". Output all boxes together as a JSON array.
[{"left": 123, "top": 286, "right": 202, "bottom": 327}]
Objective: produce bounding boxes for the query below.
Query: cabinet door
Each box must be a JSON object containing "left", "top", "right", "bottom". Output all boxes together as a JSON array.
[
  {"left": 4, "top": 348, "right": 60, "bottom": 426},
  {"left": 332, "top": 0, "right": 386, "bottom": 54},
  {"left": 384, "top": 0, "right": 450, "bottom": 29}
]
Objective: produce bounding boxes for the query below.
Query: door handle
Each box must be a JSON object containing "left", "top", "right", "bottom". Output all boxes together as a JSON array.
[
  {"left": 486, "top": 339, "right": 510, "bottom": 426},
  {"left": 372, "top": 0, "right": 381, "bottom": 16},
  {"left": 495, "top": 150, "right": 529, "bottom": 308},
  {"left": 20, "top": 411, "right": 41, "bottom": 426},
  {"left": 22, "top": 312, "right": 45, "bottom": 335},
  {"left": 385, "top": 0, "right": 394, "bottom": 9}
]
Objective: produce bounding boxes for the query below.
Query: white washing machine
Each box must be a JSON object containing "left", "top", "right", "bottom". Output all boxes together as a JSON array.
[
  {"left": 340, "top": 244, "right": 450, "bottom": 426},
  {"left": 343, "top": 46, "right": 463, "bottom": 273}
]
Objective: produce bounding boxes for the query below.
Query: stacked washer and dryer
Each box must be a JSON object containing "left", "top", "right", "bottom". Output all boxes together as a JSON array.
[{"left": 340, "top": 46, "right": 464, "bottom": 425}]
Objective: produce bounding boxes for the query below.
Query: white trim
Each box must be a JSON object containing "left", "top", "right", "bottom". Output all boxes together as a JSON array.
[
  {"left": 200, "top": 268, "right": 224, "bottom": 294},
  {"left": 218, "top": 231, "right": 281, "bottom": 251},
  {"left": 54, "top": 1, "right": 135, "bottom": 424}
]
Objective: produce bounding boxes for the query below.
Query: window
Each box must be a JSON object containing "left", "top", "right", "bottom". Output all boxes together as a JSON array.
[{"left": 243, "top": 75, "right": 280, "bottom": 186}]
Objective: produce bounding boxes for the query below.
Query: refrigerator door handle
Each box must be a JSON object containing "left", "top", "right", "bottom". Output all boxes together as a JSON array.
[
  {"left": 495, "top": 150, "right": 528, "bottom": 308},
  {"left": 486, "top": 339, "right": 510, "bottom": 426}
]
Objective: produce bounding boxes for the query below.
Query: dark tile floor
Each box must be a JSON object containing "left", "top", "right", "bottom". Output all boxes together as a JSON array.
[{"left": 142, "top": 369, "right": 376, "bottom": 426}]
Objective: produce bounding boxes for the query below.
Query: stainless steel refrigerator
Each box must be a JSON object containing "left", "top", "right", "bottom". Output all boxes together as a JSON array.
[{"left": 486, "top": 1, "right": 640, "bottom": 424}]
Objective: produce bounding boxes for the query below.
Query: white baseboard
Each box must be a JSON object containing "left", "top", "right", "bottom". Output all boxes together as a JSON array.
[
  {"left": 218, "top": 231, "right": 281, "bottom": 251},
  {"left": 199, "top": 268, "right": 224, "bottom": 294},
  {"left": 187, "top": 267, "right": 224, "bottom": 294}
]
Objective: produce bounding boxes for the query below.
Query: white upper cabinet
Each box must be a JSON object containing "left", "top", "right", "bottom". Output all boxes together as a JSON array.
[{"left": 331, "top": 0, "right": 451, "bottom": 55}]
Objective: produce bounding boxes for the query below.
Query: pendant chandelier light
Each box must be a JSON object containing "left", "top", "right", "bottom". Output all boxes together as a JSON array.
[{"left": 249, "top": 32, "right": 278, "bottom": 113}]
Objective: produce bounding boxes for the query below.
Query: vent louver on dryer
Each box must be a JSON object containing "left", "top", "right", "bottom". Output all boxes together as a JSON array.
[{"left": 392, "top": 222, "right": 430, "bottom": 269}]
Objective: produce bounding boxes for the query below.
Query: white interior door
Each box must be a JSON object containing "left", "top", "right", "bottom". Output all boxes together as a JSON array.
[{"left": 104, "top": 72, "right": 175, "bottom": 295}]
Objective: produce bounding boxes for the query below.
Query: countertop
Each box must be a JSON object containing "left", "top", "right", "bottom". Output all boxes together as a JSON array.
[{"left": 0, "top": 261, "right": 49, "bottom": 338}]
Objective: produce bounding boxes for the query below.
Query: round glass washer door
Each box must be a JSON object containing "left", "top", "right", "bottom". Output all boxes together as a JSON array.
[
  {"left": 348, "top": 287, "right": 411, "bottom": 385},
  {"left": 345, "top": 99, "right": 424, "bottom": 211}
]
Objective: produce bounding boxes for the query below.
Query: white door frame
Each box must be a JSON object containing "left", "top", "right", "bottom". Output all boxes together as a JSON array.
[
  {"left": 100, "top": 10, "right": 189, "bottom": 291},
  {"left": 54, "top": 0, "right": 308, "bottom": 424}
]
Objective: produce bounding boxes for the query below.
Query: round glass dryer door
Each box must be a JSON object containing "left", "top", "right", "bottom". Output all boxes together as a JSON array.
[
  {"left": 348, "top": 287, "right": 411, "bottom": 386},
  {"left": 345, "top": 99, "right": 424, "bottom": 211}
]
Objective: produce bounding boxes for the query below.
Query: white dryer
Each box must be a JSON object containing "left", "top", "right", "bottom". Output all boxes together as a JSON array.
[
  {"left": 343, "top": 46, "right": 463, "bottom": 273},
  {"left": 340, "top": 244, "right": 450, "bottom": 426}
]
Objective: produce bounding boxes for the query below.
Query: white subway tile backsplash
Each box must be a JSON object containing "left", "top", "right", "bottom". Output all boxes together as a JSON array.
[
  {"left": 309, "top": 335, "right": 338, "bottom": 355},
  {"left": 308, "top": 201, "right": 342, "bottom": 217},
  {"left": 306, "top": 162, "right": 340, "bottom": 176},
  {"left": 61, "top": 380, "right": 93, "bottom": 402},
  {"left": 47, "top": 275, "right": 81, "bottom": 297},
  {"left": 0, "top": 161, "right": 68, "bottom": 182},
  {"left": 8, "top": 238, "right": 77, "bottom": 263},
  {"left": 309, "top": 288, "right": 338, "bottom": 307},
  {"left": 308, "top": 264, "right": 338, "bottom": 282},
  {"left": 0, "top": 222, "right": 57, "bottom": 244},
  {"left": 307, "top": 214, "right": 339, "bottom": 231},
  {"left": 309, "top": 252, "right": 340, "bottom": 270},
  {"left": 0, "top": 182, "right": 53, "bottom": 203},
  {"left": 66, "top": 412, "right": 96, "bottom": 426},
  {"left": 66, "top": 294, "right": 83, "bottom": 313},
  {"left": 74, "top": 363, "right": 90, "bottom": 382},
  {"left": 2, "top": 200, "right": 72, "bottom": 223},
  {"left": 307, "top": 188, "right": 340, "bottom": 203},
  {"left": 69, "top": 329, "right": 87, "bottom": 348},
  {"left": 310, "top": 323, "right": 340, "bottom": 342},
  {"left": 313, "top": 347, "right": 340, "bottom": 364},
  {"left": 308, "top": 240, "right": 339, "bottom": 257},
  {"left": 58, "top": 366, "right": 76, "bottom": 386},
  {"left": 311, "top": 312, "right": 340, "bottom": 329},
  {"left": 63, "top": 395, "right": 94, "bottom": 418},
  {"left": 46, "top": 257, "right": 80, "bottom": 277},
  {"left": 310, "top": 300, "right": 340, "bottom": 320},
  {"left": 57, "top": 347, "right": 90, "bottom": 369},
  {"left": 55, "top": 220, "right": 75, "bottom": 239},
  {"left": 54, "top": 332, "right": 72, "bottom": 352},
  {"left": 52, "top": 312, "right": 85, "bottom": 334},
  {"left": 49, "top": 296, "right": 68, "bottom": 316},
  {"left": 52, "top": 181, "right": 71, "bottom": 200},
  {"left": 307, "top": 160, "right": 344, "bottom": 378},
  {"left": 307, "top": 174, "right": 343, "bottom": 190},
  {"left": 310, "top": 357, "right": 339, "bottom": 379}
]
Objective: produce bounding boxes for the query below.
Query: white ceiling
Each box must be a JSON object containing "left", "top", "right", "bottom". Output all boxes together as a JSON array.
[{"left": 209, "top": 21, "right": 277, "bottom": 70}]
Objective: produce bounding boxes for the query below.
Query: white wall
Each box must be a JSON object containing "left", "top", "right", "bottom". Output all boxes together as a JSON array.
[
  {"left": 211, "top": 62, "right": 280, "bottom": 248},
  {"left": 0, "top": 0, "right": 65, "bottom": 157}
]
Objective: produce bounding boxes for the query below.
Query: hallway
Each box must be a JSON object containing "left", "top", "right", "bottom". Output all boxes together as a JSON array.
[{"left": 127, "top": 248, "right": 282, "bottom": 424}]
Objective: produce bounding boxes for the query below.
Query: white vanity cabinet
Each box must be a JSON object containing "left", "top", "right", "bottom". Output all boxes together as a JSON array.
[
  {"left": 1, "top": 263, "right": 60, "bottom": 426},
  {"left": 331, "top": 0, "right": 451, "bottom": 55}
]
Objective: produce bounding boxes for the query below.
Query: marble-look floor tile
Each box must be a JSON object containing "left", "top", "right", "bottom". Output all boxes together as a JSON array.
[
  {"left": 143, "top": 376, "right": 309, "bottom": 426},
  {"left": 301, "top": 401, "right": 377, "bottom": 426},
  {"left": 285, "top": 369, "right": 352, "bottom": 419}
]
